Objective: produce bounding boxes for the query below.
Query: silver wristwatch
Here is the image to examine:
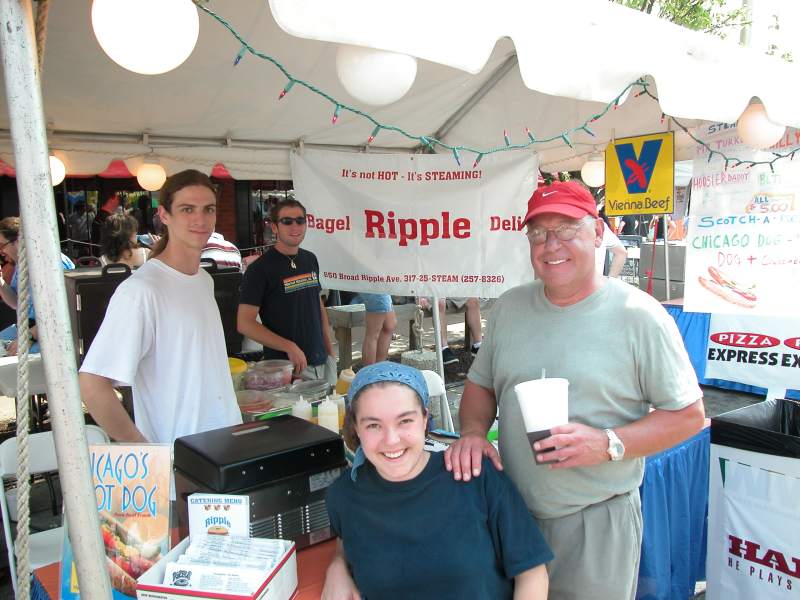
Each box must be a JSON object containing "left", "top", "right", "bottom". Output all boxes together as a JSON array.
[{"left": 604, "top": 429, "right": 625, "bottom": 461}]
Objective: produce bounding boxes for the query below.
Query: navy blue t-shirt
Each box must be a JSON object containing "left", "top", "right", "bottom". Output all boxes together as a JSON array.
[
  {"left": 326, "top": 452, "right": 553, "bottom": 600},
  {"left": 239, "top": 247, "right": 327, "bottom": 366}
]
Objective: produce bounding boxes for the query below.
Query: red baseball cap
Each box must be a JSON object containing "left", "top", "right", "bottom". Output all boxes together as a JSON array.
[{"left": 523, "top": 180, "right": 598, "bottom": 224}]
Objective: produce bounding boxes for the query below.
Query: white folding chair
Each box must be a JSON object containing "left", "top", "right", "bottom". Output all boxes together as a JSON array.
[
  {"left": 0, "top": 424, "right": 109, "bottom": 595},
  {"left": 420, "top": 370, "right": 454, "bottom": 432}
]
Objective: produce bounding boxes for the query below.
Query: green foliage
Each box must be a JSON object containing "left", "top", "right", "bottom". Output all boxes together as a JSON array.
[{"left": 613, "top": 0, "right": 747, "bottom": 38}]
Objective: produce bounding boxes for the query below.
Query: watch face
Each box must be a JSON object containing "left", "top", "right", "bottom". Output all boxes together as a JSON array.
[{"left": 610, "top": 441, "right": 624, "bottom": 459}]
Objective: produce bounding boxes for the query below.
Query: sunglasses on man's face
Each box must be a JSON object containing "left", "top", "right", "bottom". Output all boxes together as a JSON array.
[{"left": 277, "top": 216, "right": 307, "bottom": 226}]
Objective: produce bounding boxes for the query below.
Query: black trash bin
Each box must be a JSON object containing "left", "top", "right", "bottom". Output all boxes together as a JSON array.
[{"left": 706, "top": 399, "right": 800, "bottom": 600}]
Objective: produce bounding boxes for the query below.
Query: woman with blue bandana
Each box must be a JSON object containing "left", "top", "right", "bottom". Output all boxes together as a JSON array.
[{"left": 323, "top": 362, "right": 552, "bottom": 600}]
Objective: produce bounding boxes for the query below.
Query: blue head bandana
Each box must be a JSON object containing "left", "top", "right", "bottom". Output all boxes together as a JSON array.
[{"left": 347, "top": 361, "right": 429, "bottom": 481}]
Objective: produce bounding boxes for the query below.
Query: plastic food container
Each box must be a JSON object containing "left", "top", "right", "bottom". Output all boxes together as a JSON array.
[
  {"left": 228, "top": 357, "right": 247, "bottom": 391},
  {"left": 287, "top": 379, "right": 330, "bottom": 401},
  {"left": 244, "top": 359, "right": 294, "bottom": 390},
  {"left": 235, "top": 389, "right": 274, "bottom": 421}
]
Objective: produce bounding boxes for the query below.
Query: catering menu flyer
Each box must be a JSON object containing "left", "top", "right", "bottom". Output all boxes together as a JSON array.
[{"left": 60, "top": 443, "right": 172, "bottom": 599}]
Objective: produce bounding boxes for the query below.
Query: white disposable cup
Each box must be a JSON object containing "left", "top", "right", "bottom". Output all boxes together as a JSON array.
[{"left": 514, "top": 378, "right": 569, "bottom": 462}]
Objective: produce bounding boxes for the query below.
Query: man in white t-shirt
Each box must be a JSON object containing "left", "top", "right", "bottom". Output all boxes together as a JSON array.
[
  {"left": 79, "top": 170, "right": 242, "bottom": 445},
  {"left": 595, "top": 222, "right": 627, "bottom": 277}
]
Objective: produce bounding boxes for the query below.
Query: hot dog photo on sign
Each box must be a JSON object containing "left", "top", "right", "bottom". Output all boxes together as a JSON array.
[{"left": 698, "top": 266, "right": 757, "bottom": 309}]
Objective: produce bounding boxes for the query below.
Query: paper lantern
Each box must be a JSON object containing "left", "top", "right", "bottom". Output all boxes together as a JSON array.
[
  {"left": 49, "top": 155, "right": 66, "bottom": 186},
  {"left": 137, "top": 162, "right": 167, "bottom": 191},
  {"left": 580, "top": 153, "right": 605, "bottom": 188},
  {"left": 91, "top": 0, "right": 199, "bottom": 75},
  {"left": 336, "top": 44, "right": 417, "bottom": 106},
  {"left": 736, "top": 101, "right": 786, "bottom": 150}
]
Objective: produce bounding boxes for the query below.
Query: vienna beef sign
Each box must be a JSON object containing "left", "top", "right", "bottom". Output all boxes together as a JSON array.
[
  {"left": 292, "top": 150, "right": 536, "bottom": 297},
  {"left": 604, "top": 131, "right": 674, "bottom": 216}
]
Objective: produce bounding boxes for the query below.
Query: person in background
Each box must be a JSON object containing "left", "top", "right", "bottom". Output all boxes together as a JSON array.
[
  {"left": 237, "top": 198, "right": 336, "bottom": 384},
  {"left": 445, "top": 181, "right": 704, "bottom": 599},
  {"left": 322, "top": 362, "right": 552, "bottom": 600},
  {"left": 201, "top": 230, "right": 242, "bottom": 271},
  {"left": 349, "top": 293, "right": 396, "bottom": 365},
  {"left": 0, "top": 216, "right": 75, "bottom": 355},
  {"left": 618, "top": 214, "right": 640, "bottom": 236},
  {"left": 419, "top": 297, "right": 485, "bottom": 364},
  {"left": 79, "top": 170, "right": 241, "bottom": 445},
  {"left": 596, "top": 221, "right": 627, "bottom": 278},
  {"left": 99, "top": 213, "right": 149, "bottom": 268},
  {"left": 91, "top": 193, "right": 120, "bottom": 252},
  {"left": 68, "top": 201, "right": 92, "bottom": 257}
]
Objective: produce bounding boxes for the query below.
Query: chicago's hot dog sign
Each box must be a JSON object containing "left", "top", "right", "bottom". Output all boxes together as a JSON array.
[
  {"left": 684, "top": 123, "right": 800, "bottom": 316},
  {"left": 293, "top": 149, "right": 536, "bottom": 298}
]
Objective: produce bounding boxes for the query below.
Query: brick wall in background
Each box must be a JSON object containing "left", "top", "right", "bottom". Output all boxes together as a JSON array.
[{"left": 214, "top": 178, "right": 237, "bottom": 243}]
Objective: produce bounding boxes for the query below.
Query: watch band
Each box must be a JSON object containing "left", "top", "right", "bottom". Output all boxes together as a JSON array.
[{"left": 605, "top": 428, "right": 625, "bottom": 461}]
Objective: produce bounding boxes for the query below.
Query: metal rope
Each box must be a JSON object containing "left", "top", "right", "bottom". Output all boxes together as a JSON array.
[
  {"left": 14, "top": 2, "right": 51, "bottom": 596},
  {"left": 15, "top": 231, "right": 32, "bottom": 599},
  {"left": 33, "top": 0, "right": 49, "bottom": 71}
]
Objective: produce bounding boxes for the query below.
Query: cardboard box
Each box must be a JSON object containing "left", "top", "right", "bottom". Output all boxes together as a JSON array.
[{"left": 136, "top": 537, "right": 297, "bottom": 600}]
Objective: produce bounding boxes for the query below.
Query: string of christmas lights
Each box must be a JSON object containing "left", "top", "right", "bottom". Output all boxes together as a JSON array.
[
  {"left": 636, "top": 85, "right": 796, "bottom": 173},
  {"left": 195, "top": 2, "right": 797, "bottom": 172}
]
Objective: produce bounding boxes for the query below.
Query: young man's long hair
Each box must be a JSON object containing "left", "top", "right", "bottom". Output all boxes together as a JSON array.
[{"left": 150, "top": 170, "right": 217, "bottom": 259}]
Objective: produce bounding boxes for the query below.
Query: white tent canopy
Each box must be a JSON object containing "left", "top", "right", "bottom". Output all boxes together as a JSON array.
[{"left": 1, "top": 0, "right": 798, "bottom": 180}]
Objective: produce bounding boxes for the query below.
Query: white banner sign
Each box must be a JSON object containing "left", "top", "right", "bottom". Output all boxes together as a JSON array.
[
  {"left": 684, "top": 124, "right": 800, "bottom": 316},
  {"left": 291, "top": 149, "right": 537, "bottom": 297},
  {"left": 706, "top": 314, "right": 800, "bottom": 390},
  {"left": 707, "top": 444, "right": 800, "bottom": 599}
]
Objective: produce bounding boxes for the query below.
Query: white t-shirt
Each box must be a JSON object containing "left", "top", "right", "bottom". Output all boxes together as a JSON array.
[
  {"left": 80, "top": 259, "right": 242, "bottom": 445},
  {"left": 594, "top": 223, "right": 623, "bottom": 274}
]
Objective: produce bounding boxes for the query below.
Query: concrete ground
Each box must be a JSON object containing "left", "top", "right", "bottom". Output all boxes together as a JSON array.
[{"left": 0, "top": 305, "right": 764, "bottom": 598}]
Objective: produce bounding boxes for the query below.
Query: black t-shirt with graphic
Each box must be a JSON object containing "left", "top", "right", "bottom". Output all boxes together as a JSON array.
[{"left": 239, "top": 247, "right": 326, "bottom": 366}]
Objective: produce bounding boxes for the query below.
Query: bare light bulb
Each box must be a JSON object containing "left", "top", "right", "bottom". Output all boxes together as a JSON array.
[
  {"left": 49, "top": 155, "right": 66, "bottom": 186},
  {"left": 137, "top": 162, "right": 167, "bottom": 191},
  {"left": 336, "top": 45, "right": 417, "bottom": 106},
  {"left": 91, "top": 0, "right": 199, "bottom": 75},
  {"left": 580, "top": 153, "right": 605, "bottom": 188},
  {"left": 736, "top": 101, "right": 786, "bottom": 150}
]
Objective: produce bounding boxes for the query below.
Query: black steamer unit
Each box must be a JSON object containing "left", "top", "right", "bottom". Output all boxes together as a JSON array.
[{"left": 174, "top": 416, "right": 346, "bottom": 549}]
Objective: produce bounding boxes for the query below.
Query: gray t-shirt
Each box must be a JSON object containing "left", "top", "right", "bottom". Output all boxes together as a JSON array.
[{"left": 468, "top": 278, "right": 701, "bottom": 519}]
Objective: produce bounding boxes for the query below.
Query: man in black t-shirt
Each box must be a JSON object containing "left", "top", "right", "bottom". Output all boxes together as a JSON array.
[{"left": 237, "top": 199, "right": 336, "bottom": 384}]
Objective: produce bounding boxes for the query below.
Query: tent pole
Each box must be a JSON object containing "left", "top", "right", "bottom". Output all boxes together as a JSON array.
[
  {"left": 662, "top": 215, "right": 671, "bottom": 301},
  {"left": 430, "top": 296, "right": 446, "bottom": 383},
  {"left": 0, "top": 0, "right": 111, "bottom": 597},
  {"left": 429, "top": 53, "right": 519, "bottom": 144}
]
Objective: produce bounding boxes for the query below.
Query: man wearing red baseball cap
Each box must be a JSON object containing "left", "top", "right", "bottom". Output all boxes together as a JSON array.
[{"left": 445, "top": 180, "right": 705, "bottom": 599}]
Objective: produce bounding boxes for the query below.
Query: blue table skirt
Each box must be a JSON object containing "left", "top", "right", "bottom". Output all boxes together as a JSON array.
[
  {"left": 664, "top": 305, "right": 800, "bottom": 399},
  {"left": 637, "top": 427, "right": 709, "bottom": 600}
]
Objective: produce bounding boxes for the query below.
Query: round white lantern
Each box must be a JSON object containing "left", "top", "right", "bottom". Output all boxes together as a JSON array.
[
  {"left": 91, "top": 0, "right": 199, "bottom": 75},
  {"left": 580, "top": 153, "right": 605, "bottom": 188},
  {"left": 737, "top": 101, "right": 786, "bottom": 150},
  {"left": 49, "top": 155, "right": 66, "bottom": 186},
  {"left": 137, "top": 162, "right": 167, "bottom": 191},
  {"left": 336, "top": 44, "right": 417, "bottom": 106}
]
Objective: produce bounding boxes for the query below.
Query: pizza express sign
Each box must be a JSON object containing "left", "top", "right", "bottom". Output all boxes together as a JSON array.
[{"left": 706, "top": 315, "right": 800, "bottom": 390}]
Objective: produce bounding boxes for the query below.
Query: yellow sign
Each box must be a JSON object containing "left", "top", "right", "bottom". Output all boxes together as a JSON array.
[{"left": 605, "top": 131, "right": 674, "bottom": 216}]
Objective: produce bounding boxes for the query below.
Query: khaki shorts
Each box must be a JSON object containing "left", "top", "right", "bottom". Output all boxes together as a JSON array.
[
  {"left": 535, "top": 490, "right": 643, "bottom": 600},
  {"left": 300, "top": 354, "right": 337, "bottom": 387}
]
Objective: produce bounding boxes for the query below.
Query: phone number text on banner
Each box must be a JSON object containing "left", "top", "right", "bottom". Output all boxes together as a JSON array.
[{"left": 292, "top": 150, "right": 537, "bottom": 297}]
